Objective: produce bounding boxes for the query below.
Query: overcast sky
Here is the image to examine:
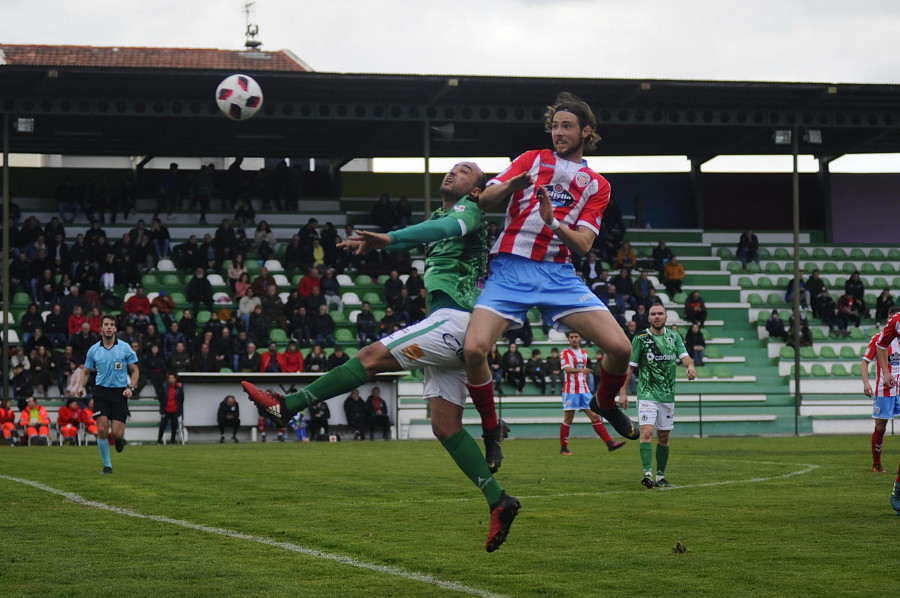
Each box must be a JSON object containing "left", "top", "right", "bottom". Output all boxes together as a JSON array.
[{"left": 4, "top": 0, "right": 900, "bottom": 83}]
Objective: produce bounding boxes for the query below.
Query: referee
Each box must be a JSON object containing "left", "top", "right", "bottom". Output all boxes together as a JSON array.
[{"left": 77, "top": 314, "right": 139, "bottom": 474}]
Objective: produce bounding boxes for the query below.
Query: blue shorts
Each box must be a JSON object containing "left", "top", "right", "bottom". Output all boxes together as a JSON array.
[
  {"left": 475, "top": 254, "right": 606, "bottom": 330},
  {"left": 562, "top": 392, "right": 593, "bottom": 410},
  {"left": 873, "top": 395, "right": 900, "bottom": 419}
]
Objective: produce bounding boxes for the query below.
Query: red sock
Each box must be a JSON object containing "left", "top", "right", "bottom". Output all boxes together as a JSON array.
[
  {"left": 595, "top": 368, "right": 628, "bottom": 410},
  {"left": 873, "top": 427, "right": 886, "bottom": 466},
  {"left": 592, "top": 420, "right": 612, "bottom": 443},
  {"left": 560, "top": 422, "right": 570, "bottom": 447},
  {"left": 466, "top": 381, "right": 498, "bottom": 431}
]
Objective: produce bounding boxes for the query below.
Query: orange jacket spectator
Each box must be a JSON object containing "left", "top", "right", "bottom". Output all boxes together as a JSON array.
[
  {"left": 663, "top": 259, "right": 686, "bottom": 283},
  {"left": 79, "top": 401, "right": 98, "bottom": 437},
  {"left": 19, "top": 397, "right": 50, "bottom": 441},
  {"left": 57, "top": 399, "right": 81, "bottom": 442},
  {"left": 283, "top": 345, "right": 304, "bottom": 373},
  {"left": 1, "top": 399, "right": 16, "bottom": 445},
  {"left": 152, "top": 292, "right": 176, "bottom": 315},
  {"left": 124, "top": 292, "right": 151, "bottom": 316}
]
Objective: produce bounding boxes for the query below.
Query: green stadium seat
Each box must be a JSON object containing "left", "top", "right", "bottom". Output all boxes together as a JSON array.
[
  {"left": 140, "top": 274, "right": 160, "bottom": 289},
  {"left": 727, "top": 263, "right": 743, "bottom": 274},
  {"left": 780, "top": 345, "right": 795, "bottom": 359},
  {"left": 848, "top": 327, "right": 865, "bottom": 340},
  {"left": 811, "top": 328, "right": 826, "bottom": 340},
  {"left": 803, "top": 262, "right": 819, "bottom": 273},
  {"left": 245, "top": 261, "right": 262, "bottom": 274},
  {"left": 532, "top": 328, "right": 547, "bottom": 342},
  {"left": 355, "top": 274, "right": 373, "bottom": 285},
  {"left": 331, "top": 311, "right": 348, "bottom": 324},
  {"left": 798, "top": 248, "right": 811, "bottom": 259},
  {"left": 767, "top": 293, "right": 784, "bottom": 305},
  {"left": 746, "top": 262, "right": 762, "bottom": 274},
  {"left": 335, "top": 329, "right": 355, "bottom": 343},
  {"left": 758, "top": 248, "right": 772, "bottom": 259},
  {"left": 363, "top": 292, "right": 382, "bottom": 305},
  {"left": 840, "top": 345, "right": 859, "bottom": 359},
  {"left": 774, "top": 247, "right": 791, "bottom": 259},
  {"left": 343, "top": 347, "right": 359, "bottom": 359},
  {"left": 758, "top": 277, "right": 774, "bottom": 289},
  {"left": 169, "top": 292, "right": 187, "bottom": 304},
  {"left": 813, "top": 248, "right": 828, "bottom": 259},
  {"left": 527, "top": 308, "right": 542, "bottom": 322},
  {"left": 790, "top": 364, "right": 808, "bottom": 376},
  {"left": 716, "top": 247, "right": 733, "bottom": 259},
  {"left": 831, "top": 248, "right": 847, "bottom": 259},
  {"left": 373, "top": 310, "right": 385, "bottom": 321},
  {"left": 880, "top": 263, "right": 896, "bottom": 275},
  {"left": 695, "top": 366, "right": 713, "bottom": 379},
  {"left": 810, "top": 364, "right": 829, "bottom": 377},
  {"left": 841, "top": 263, "right": 857, "bottom": 274},
  {"left": 851, "top": 363, "right": 863, "bottom": 376},
  {"left": 269, "top": 328, "right": 289, "bottom": 343},
  {"left": 800, "top": 346, "right": 817, "bottom": 359},
  {"left": 713, "top": 365, "right": 733, "bottom": 379},
  {"left": 819, "top": 346, "right": 838, "bottom": 359},
  {"left": 376, "top": 275, "right": 390, "bottom": 285},
  {"left": 705, "top": 346, "right": 722, "bottom": 359},
  {"left": 765, "top": 262, "right": 782, "bottom": 274},
  {"left": 850, "top": 248, "right": 866, "bottom": 260},
  {"left": 673, "top": 292, "right": 687, "bottom": 304},
  {"left": 822, "top": 262, "right": 839, "bottom": 274},
  {"left": 861, "top": 263, "right": 877, "bottom": 275},
  {"left": 893, "top": 277, "right": 900, "bottom": 289},
  {"left": 292, "top": 274, "right": 303, "bottom": 286},
  {"left": 831, "top": 364, "right": 851, "bottom": 377},
  {"left": 777, "top": 277, "right": 790, "bottom": 287},
  {"left": 889, "top": 249, "right": 900, "bottom": 260},
  {"left": 219, "top": 367, "right": 233, "bottom": 373},
  {"left": 869, "top": 248, "right": 885, "bottom": 259},
  {"left": 738, "top": 276, "right": 754, "bottom": 289},
  {"left": 162, "top": 274, "right": 182, "bottom": 288},
  {"left": 874, "top": 277, "right": 890, "bottom": 290},
  {"left": 12, "top": 292, "right": 31, "bottom": 306},
  {"left": 196, "top": 311, "right": 212, "bottom": 325}
]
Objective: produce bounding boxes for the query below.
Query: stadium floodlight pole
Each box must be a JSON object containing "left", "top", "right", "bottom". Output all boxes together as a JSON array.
[
  {"left": 2, "top": 113, "right": 10, "bottom": 403},
  {"left": 791, "top": 125, "right": 802, "bottom": 435},
  {"left": 423, "top": 122, "right": 431, "bottom": 222}
]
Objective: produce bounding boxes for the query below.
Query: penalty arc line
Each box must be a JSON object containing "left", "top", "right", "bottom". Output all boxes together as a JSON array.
[{"left": 0, "top": 474, "right": 511, "bottom": 598}]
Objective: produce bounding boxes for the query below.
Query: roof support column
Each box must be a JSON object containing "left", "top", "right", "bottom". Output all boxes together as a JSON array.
[{"left": 689, "top": 156, "right": 706, "bottom": 229}]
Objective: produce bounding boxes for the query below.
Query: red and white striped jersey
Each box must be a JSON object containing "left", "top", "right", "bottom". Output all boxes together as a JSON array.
[
  {"left": 561, "top": 347, "right": 591, "bottom": 394},
  {"left": 488, "top": 149, "right": 610, "bottom": 263},
  {"left": 877, "top": 313, "right": 900, "bottom": 349},
  {"left": 866, "top": 331, "right": 900, "bottom": 397}
]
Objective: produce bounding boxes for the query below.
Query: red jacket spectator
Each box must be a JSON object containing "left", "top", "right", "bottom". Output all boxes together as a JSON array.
[
  {"left": 260, "top": 348, "right": 287, "bottom": 373},
  {"left": 298, "top": 270, "right": 321, "bottom": 299},
  {"left": 88, "top": 312, "right": 102, "bottom": 334},
  {"left": 67, "top": 310, "right": 87, "bottom": 335},
  {"left": 283, "top": 346, "right": 304, "bottom": 373},
  {"left": 124, "top": 292, "right": 151, "bottom": 316}
]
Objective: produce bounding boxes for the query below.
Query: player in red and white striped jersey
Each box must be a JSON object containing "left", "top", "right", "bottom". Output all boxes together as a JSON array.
[
  {"left": 863, "top": 306, "right": 900, "bottom": 473},
  {"left": 463, "top": 93, "right": 635, "bottom": 473},
  {"left": 558, "top": 332, "right": 624, "bottom": 455},
  {"left": 874, "top": 308, "right": 900, "bottom": 514}
]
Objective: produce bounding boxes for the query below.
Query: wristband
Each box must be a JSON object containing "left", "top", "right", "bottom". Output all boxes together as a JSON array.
[{"left": 548, "top": 218, "right": 561, "bottom": 231}]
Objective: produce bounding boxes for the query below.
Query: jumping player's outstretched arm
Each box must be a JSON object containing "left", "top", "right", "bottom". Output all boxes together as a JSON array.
[
  {"left": 340, "top": 217, "right": 465, "bottom": 254},
  {"left": 478, "top": 172, "right": 532, "bottom": 211}
]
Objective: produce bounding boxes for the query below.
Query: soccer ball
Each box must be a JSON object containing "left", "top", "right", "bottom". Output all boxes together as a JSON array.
[{"left": 215, "top": 74, "right": 263, "bottom": 121}]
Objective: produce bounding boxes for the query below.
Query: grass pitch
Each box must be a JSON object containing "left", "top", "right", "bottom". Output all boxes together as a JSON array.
[{"left": 1, "top": 435, "right": 897, "bottom": 597}]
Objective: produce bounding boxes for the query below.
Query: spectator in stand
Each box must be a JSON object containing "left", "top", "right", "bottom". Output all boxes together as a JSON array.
[
  {"left": 45, "top": 304, "right": 68, "bottom": 349},
  {"left": 239, "top": 342, "right": 261, "bottom": 373},
  {"left": 297, "top": 218, "right": 319, "bottom": 263},
  {"left": 390, "top": 288, "right": 415, "bottom": 328},
  {"left": 156, "top": 373, "right": 183, "bottom": 445},
  {"left": 343, "top": 389, "right": 368, "bottom": 441},
  {"left": 662, "top": 255, "right": 686, "bottom": 299},
  {"left": 234, "top": 272, "right": 252, "bottom": 300},
  {"left": 307, "top": 401, "right": 331, "bottom": 441},
  {"left": 116, "top": 254, "right": 141, "bottom": 292},
  {"left": 844, "top": 271, "right": 870, "bottom": 319},
  {"left": 765, "top": 309, "right": 791, "bottom": 342},
  {"left": 217, "top": 395, "right": 241, "bottom": 443},
  {"left": 320, "top": 222, "right": 340, "bottom": 268},
  {"left": 283, "top": 341, "right": 304, "bottom": 372},
  {"left": 99, "top": 252, "right": 116, "bottom": 292},
  {"left": 356, "top": 301, "right": 379, "bottom": 347},
  {"left": 410, "top": 287, "right": 428, "bottom": 324},
  {"left": 384, "top": 269, "right": 404, "bottom": 306},
  {"left": 230, "top": 330, "right": 249, "bottom": 372},
  {"left": 395, "top": 195, "right": 412, "bottom": 229},
  {"left": 190, "top": 164, "right": 214, "bottom": 224},
  {"left": 304, "top": 285, "right": 326, "bottom": 316},
  {"left": 378, "top": 306, "right": 401, "bottom": 339},
  {"left": 304, "top": 343, "right": 327, "bottom": 373},
  {"left": 838, "top": 290, "right": 863, "bottom": 330},
  {"left": 260, "top": 342, "right": 286, "bottom": 373},
  {"left": 500, "top": 342, "right": 526, "bottom": 394},
  {"left": 35, "top": 268, "right": 57, "bottom": 308},
  {"left": 163, "top": 321, "right": 187, "bottom": 360},
  {"left": 817, "top": 289, "right": 846, "bottom": 337},
  {"left": 69, "top": 323, "right": 98, "bottom": 364},
  {"left": 28, "top": 345, "right": 52, "bottom": 397},
  {"left": 261, "top": 285, "right": 288, "bottom": 331},
  {"left": 311, "top": 304, "right": 336, "bottom": 348},
  {"left": 604, "top": 284, "right": 628, "bottom": 329},
  {"left": 213, "top": 218, "right": 237, "bottom": 266},
  {"left": 134, "top": 233, "right": 156, "bottom": 273},
  {"left": 155, "top": 163, "right": 179, "bottom": 220},
  {"left": 736, "top": 229, "right": 760, "bottom": 270},
  {"left": 68, "top": 305, "right": 87, "bottom": 337},
  {"left": 151, "top": 289, "right": 176, "bottom": 317},
  {"left": 179, "top": 309, "right": 197, "bottom": 345},
  {"left": 21, "top": 304, "right": 44, "bottom": 348},
  {"left": 311, "top": 239, "right": 325, "bottom": 269},
  {"left": 633, "top": 271, "right": 656, "bottom": 307},
  {"left": 234, "top": 197, "right": 256, "bottom": 228},
  {"left": 290, "top": 306, "right": 313, "bottom": 348},
  {"left": 614, "top": 240, "right": 637, "bottom": 273},
  {"left": 227, "top": 254, "right": 247, "bottom": 291},
  {"left": 785, "top": 273, "right": 812, "bottom": 309},
  {"left": 546, "top": 347, "right": 563, "bottom": 395},
  {"left": 685, "top": 322, "right": 706, "bottom": 366},
  {"left": 320, "top": 268, "right": 344, "bottom": 313},
  {"left": 18, "top": 396, "right": 51, "bottom": 445},
  {"left": 173, "top": 235, "right": 203, "bottom": 271},
  {"left": 56, "top": 397, "right": 82, "bottom": 445},
  {"left": 248, "top": 304, "right": 270, "bottom": 346},
  {"left": 168, "top": 341, "right": 191, "bottom": 374},
  {"left": 187, "top": 267, "right": 214, "bottom": 315},
  {"left": 199, "top": 233, "right": 218, "bottom": 272},
  {"left": 652, "top": 239, "right": 674, "bottom": 278},
  {"left": 9, "top": 252, "right": 31, "bottom": 296},
  {"left": 876, "top": 288, "right": 895, "bottom": 326},
  {"left": 525, "top": 349, "right": 547, "bottom": 394},
  {"left": 405, "top": 267, "right": 425, "bottom": 297},
  {"left": 805, "top": 269, "right": 826, "bottom": 317},
  {"left": 297, "top": 266, "right": 321, "bottom": 299},
  {"left": 366, "top": 386, "right": 392, "bottom": 440},
  {"left": 283, "top": 234, "right": 306, "bottom": 279},
  {"left": 610, "top": 268, "right": 638, "bottom": 310},
  {"left": 683, "top": 291, "right": 708, "bottom": 327},
  {"left": 326, "top": 345, "right": 350, "bottom": 371},
  {"left": 252, "top": 220, "right": 277, "bottom": 261},
  {"left": 149, "top": 218, "right": 171, "bottom": 260},
  {"left": 191, "top": 343, "right": 219, "bottom": 373},
  {"left": 632, "top": 303, "right": 650, "bottom": 332},
  {"left": 1, "top": 398, "right": 18, "bottom": 445},
  {"left": 371, "top": 194, "right": 396, "bottom": 233},
  {"left": 788, "top": 312, "right": 813, "bottom": 348},
  {"left": 580, "top": 251, "right": 604, "bottom": 289}
]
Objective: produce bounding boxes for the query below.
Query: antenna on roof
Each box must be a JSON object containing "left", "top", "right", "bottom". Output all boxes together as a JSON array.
[{"left": 244, "top": 2, "right": 262, "bottom": 50}]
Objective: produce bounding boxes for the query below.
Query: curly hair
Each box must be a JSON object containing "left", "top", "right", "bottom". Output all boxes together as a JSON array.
[{"left": 544, "top": 91, "right": 600, "bottom": 151}]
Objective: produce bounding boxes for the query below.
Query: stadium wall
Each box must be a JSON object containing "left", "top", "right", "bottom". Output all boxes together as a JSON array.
[{"left": 830, "top": 173, "right": 900, "bottom": 243}]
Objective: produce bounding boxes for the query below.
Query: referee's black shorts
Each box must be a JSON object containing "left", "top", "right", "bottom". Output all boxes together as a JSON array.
[{"left": 92, "top": 386, "right": 130, "bottom": 423}]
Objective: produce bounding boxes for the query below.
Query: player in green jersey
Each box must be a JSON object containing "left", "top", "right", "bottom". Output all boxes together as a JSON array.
[
  {"left": 629, "top": 303, "right": 696, "bottom": 488},
  {"left": 242, "top": 162, "right": 520, "bottom": 552}
]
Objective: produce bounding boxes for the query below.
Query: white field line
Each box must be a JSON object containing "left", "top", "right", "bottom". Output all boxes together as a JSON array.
[{"left": 0, "top": 474, "right": 510, "bottom": 598}]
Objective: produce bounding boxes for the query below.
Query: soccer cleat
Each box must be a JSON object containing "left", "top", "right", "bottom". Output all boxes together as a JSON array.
[
  {"left": 102, "top": 466, "right": 113, "bottom": 475},
  {"left": 892, "top": 481, "right": 900, "bottom": 515},
  {"left": 482, "top": 419, "right": 510, "bottom": 474},
  {"left": 590, "top": 397, "right": 639, "bottom": 440},
  {"left": 642, "top": 475, "right": 655, "bottom": 489},
  {"left": 486, "top": 491, "right": 521, "bottom": 553},
  {"left": 873, "top": 464, "right": 887, "bottom": 473},
  {"left": 114, "top": 437, "right": 125, "bottom": 453},
  {"left": 560, "top": 446, "right": 573, "bottom": 456},
  {"left": 607, "top": 440, "right": 626, "bottom": 452},
  {"left": 654, "top": 478, "right": 673, "bottom": 488},
  {"left": 242, "top": 381, "right": 292, "bottom": 427}
]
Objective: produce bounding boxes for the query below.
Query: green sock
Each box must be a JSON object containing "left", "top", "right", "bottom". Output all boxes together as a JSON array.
[
  {"left": 656, "top": 444, "right": 670, "bottom": 476},
  {"left": 441, "top": 429, "right": 503, "bottom": 507},
  {"left": 640, "top": 442, "right": 653, "bottom": 474},
  {"left": 284, "top": 357, "right": 370, "bottom": 413}
]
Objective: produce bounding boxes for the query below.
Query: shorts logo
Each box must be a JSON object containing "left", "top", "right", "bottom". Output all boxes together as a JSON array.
[
  {"left": 401, "top": 344, "right": 425, "bottom": 361},
  {"left": 875, "top": 406, "right": 882, "bottom": 415},
  {"left": 575, "top": 172, "right": 590, "bottom": 188},
  {"left": 115, "top": 362, "right": 123, "bottom": 370}
]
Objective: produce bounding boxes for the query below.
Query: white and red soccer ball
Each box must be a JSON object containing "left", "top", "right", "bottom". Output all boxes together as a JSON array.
[{"left": 215, "top": 74, "right": 263, "bottom": 121}]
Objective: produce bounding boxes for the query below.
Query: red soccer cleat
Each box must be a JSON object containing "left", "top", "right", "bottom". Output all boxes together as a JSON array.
[
  {"left": 486, "top": 491, "right": 521, "bottom": 553},
  {"left": 242, "top": 381, "right": 291, "bottom": 427}
]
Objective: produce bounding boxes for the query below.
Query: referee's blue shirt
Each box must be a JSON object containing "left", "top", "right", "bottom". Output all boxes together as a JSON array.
[{"left": 85, "top": 339, "right": 138, "bottom": 388}]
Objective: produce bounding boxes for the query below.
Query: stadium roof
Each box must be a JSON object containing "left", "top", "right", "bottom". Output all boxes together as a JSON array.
[{"left": 1, "top": 44, "right": 899, "bottom": 164}]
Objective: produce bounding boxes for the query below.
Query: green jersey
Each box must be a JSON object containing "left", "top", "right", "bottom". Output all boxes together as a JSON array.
[
  {"left": 387, "top": 195, "right": 487, "bottom": 312},
  {"left": 629, "top": 327, "right": 688, "bottom": 403}
]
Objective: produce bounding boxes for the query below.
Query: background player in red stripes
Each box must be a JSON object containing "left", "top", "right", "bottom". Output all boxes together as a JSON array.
[{"left": 862, "top": 306, "right": 900, "bottom": 473}]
